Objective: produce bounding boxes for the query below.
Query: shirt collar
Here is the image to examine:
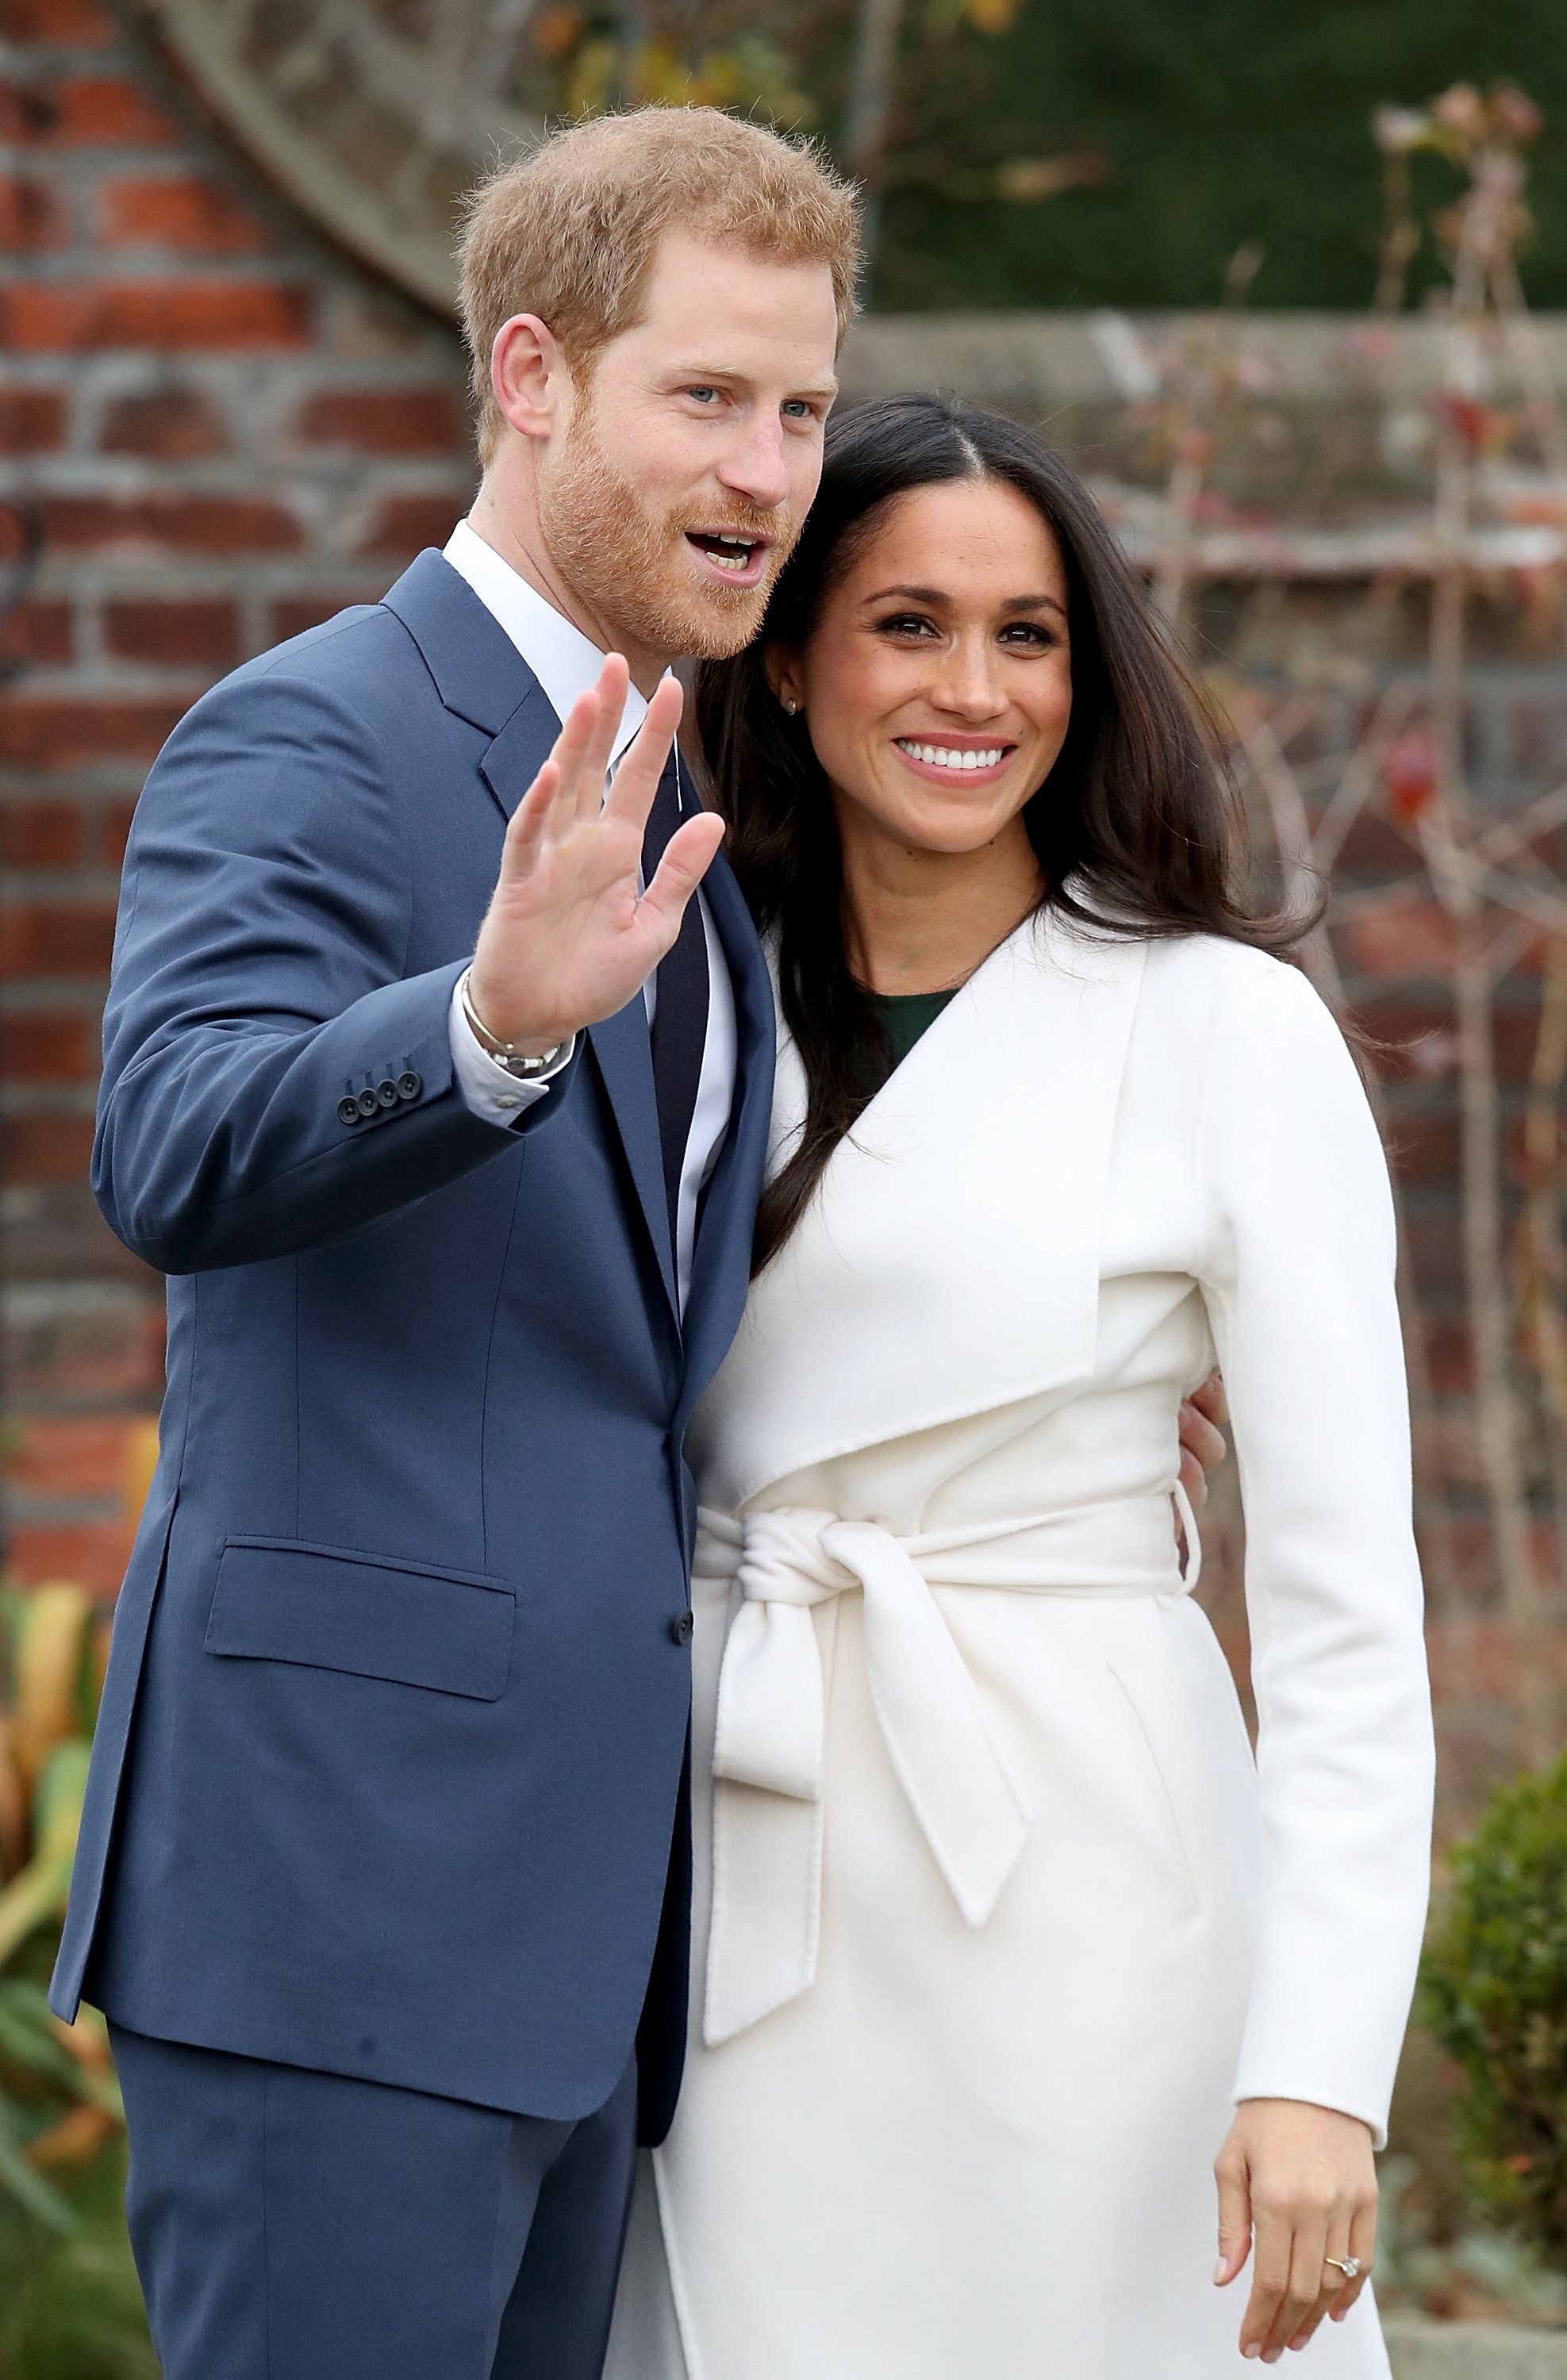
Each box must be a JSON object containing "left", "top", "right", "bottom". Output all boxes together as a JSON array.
[{"left": 444, "top": 516, "right": 649, "bottom": 764}]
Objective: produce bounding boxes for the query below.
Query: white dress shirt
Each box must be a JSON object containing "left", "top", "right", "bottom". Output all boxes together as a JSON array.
[{"left": 443, "top": 517, "right": 738, "bottom": 1317}]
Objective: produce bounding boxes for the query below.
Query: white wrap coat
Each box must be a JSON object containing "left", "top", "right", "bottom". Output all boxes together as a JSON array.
[{"left": 606, "top": 916, "right": 1434, "bottom": 2379}]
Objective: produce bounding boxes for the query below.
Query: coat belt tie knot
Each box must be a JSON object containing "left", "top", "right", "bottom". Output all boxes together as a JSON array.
[{"left": 696, "top": 1488, "right": 1199, "bottom": 2046}]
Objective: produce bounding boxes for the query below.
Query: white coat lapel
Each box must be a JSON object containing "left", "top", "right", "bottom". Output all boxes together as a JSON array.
[{"left": 689, "top": 913, "right": 1148, "bottom": 1511}]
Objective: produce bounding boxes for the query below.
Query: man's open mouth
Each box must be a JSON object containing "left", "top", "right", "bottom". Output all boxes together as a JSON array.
[{"left": 685, "top": 531, "right": 770, "bottom": 585}]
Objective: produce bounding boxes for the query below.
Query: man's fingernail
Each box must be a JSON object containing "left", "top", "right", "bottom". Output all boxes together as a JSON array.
[
  {"left": 1214, "top": 2261, "right": 1227, "bottom": 2285},
  {"left": 1242, "top": 2347, "right": 1261, "bottom": 2361}
]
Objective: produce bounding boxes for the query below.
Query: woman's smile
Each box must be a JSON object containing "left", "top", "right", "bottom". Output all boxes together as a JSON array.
[{"left": 891, "top": 731, "right": 1019, "bottom": 787}]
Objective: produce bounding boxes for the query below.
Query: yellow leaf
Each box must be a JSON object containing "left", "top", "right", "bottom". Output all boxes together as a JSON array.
[
  {"left": 0, "top": 1739, "right": 90, "bottom": 1967},
  {"left": 121, "top": 1418, "right": 160, "bottom": 1527},
  {"left": 11, "top": 1583, "right": 91, "bottom": 1798}
]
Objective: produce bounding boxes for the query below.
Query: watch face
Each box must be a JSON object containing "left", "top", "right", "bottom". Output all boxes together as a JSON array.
[{"left": 136, "top": 0, "right": 545, "bottom": 314}]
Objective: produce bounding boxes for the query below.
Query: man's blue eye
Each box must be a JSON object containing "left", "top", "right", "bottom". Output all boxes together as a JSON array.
[{"left": 687, "top": 387, "right": 718, "bottom": 403}]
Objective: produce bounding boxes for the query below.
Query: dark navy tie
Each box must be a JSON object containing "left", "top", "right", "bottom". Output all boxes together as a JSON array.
[{"left": 642, "top": 752, "right": 711, "bottom": 1247}]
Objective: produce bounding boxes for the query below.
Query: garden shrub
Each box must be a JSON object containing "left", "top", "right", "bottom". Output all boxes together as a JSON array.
[{"left": 1420, "top": 1752, "right": 1567, "bottom": 2271}]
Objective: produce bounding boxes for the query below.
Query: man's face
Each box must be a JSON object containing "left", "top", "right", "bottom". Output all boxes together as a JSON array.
[{"left": 537, "top": 230, "right": 840, "bottom": 662}]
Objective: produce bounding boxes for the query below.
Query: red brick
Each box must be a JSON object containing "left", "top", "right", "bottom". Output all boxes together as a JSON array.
[
  {"left": 0, "top": 172, "right": 71, "bottom": 251},
  {"left": 0, "top": 0, "right": 115, "bottom": 38},
  {"left": 2, "top": 280, "right": 313, "bottom": 352},
  {"left": 100, "top": 797, "right": 136, "bottom": 866},
  {"left": 40, "top": 493, "right": 301, "bottom": 555},
  {"left": 0, "top": 1012, "right": 93, "bottom": 1084},
  {"left": 0, "top": 898, "right": 119, "bottom": 977},
  {"left": 0, "top": 596, "right": 72, "bottom": 665},
  {"left": 4, "top": 1287, "right": 164, "bottom": 1398},
  {"left": 0, "top": 75, "right": 179, "bottom": 148},
  {"left": 1342, "top": 900, "right": 1458, "bottom": 982},
  {"left": 0, "top": 1112, "right": 97, "bottom": 1187},
  {"left": 357, "top": 493, "right": 463, "bottom": 557},
  {"left": 5, "top": 1522, "right": 133, "bottom": 1598},
  {"left": 104, "top": 597, "right": 240, "bottom": 670},
  {"left": 5, "top": 1415, "right": 141, "bottom": 1500},
  {"left": 99, "top": 172, "right": 275, "bottom": 255},
  {"left": 0, "top": 697, "right": 185, "bottom": 770},
  {"left": 0, "top": 797, "right": 84, "bottom": 866},
  {"left": 0, "top": 387, "right": 67, "bottom": 452},
  {"left": 295, "top": 386, "right": 467, "bottom": 455},
  {"left": 98, "top": 385, "right": 229, "bottom": 458},
  {"left": 267, "top": 592, "right": 364, "bottom": 643}
]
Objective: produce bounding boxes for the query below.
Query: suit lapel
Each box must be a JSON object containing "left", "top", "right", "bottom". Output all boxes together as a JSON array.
[
  {"left": 686, "top": 913, "right": 1148, "bottom": 1513},
  {"left": 676, "top": 851, "right": 775, "bottom": 1429}
]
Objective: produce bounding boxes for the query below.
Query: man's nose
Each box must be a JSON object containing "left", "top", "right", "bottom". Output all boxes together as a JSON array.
[{"left": 716, "top": 416, "right": 790, "bottom": 511}]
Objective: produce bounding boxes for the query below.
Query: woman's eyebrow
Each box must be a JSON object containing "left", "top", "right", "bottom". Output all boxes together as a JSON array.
[{"left": 862, "top": 583, "right": 1068, "bottom": 619}]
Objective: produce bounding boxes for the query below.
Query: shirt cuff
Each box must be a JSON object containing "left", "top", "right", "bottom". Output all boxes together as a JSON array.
[{"left": 447, "top": 974, "right": 574, "bottom": 1126}]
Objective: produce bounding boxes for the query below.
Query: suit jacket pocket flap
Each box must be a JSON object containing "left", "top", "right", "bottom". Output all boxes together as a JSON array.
[{"left": 205, "top": 1537, "right": 515, "bottom": 1702}]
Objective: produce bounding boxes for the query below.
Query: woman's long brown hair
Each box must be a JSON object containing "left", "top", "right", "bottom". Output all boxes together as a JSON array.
[{"left": 696, "top": 393, "right": 1304, "bottom": 1274}]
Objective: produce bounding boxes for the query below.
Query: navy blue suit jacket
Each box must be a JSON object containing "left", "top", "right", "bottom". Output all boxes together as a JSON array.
[{"left": 50, "top": 551, "right": 775, "bottom": 2146}]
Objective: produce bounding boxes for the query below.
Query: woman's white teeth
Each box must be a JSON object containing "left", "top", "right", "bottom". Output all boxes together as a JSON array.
[{"left": 897, "top": 741, "right": 1007, "bottom": 771}]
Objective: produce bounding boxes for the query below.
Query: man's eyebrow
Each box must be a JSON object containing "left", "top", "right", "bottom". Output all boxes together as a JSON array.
[
  {"left": 862, "top": 583, "right": 1068, "bottom": 617},
  {"left": 662, "top": 363, "right": 839, "bottom": 401}
]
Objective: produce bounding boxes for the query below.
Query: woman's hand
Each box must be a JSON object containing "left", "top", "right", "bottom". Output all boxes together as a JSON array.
[{"left": 1214, "top": 2098, "right": 1377, "bottom": 2361}]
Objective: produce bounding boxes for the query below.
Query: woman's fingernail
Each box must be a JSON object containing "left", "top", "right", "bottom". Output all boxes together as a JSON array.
[
  {"left": 1242, "top": 2347, "right": 1261, "bottom": 2361},
  {"left": 1214, "top": 2261, "right": 1227, "bottom": 2285}
]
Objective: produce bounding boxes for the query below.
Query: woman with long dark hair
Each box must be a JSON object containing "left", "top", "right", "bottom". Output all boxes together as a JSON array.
[{"left": 605, "top": 394, "right": 1432, "bottom": 2378}]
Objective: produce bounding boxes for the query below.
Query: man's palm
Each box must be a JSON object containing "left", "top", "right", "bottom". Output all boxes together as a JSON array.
[{"left": 468, "top": 659, "right": 723, "bottom": 1054}]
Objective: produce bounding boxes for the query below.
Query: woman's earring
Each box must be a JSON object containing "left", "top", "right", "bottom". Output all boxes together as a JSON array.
[{"left": 783, "top": 697, "right": 801, "bottom": 716}]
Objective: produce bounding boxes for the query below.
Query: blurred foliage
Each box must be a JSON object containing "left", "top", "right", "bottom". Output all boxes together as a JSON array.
[
  {"left": 510, "top": 0, "right": 1567, "bottom": 310},
  {"left": 0, "top": 1583, "right": 119, "bottom": 2234},
  {"left": 1420, "top": 1755, "right": 1567, "bottom": 2274},
  {"left": 0, "top": 2140, "right": 157, "bottom": 2380}
]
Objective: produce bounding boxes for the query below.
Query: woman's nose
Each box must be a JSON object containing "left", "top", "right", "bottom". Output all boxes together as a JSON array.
[{"left": 931, "top": 643, "right": 1006, "bottom": 718}]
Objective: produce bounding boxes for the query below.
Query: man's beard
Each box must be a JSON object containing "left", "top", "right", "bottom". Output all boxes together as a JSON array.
[{"left": 540, "top": 403, "right": 800, "bottom": 662}]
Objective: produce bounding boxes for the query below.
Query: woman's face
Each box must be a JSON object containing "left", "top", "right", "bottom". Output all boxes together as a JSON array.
[{"left": 772, "top": 477, "right": 1073, "bottom": 862}]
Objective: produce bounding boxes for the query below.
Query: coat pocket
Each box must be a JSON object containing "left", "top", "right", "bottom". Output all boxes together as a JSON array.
[
  {"left": 1105, "top": 1657, "right": 1203, "bottom": 1914},
  {"left": 205, "top": 1537, "right": 515, "bottom": 1702}
]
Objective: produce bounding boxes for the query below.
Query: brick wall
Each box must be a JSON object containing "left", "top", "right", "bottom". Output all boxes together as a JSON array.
[{"left": 0, "top": 0, "right": 474, "bottom": 1591}]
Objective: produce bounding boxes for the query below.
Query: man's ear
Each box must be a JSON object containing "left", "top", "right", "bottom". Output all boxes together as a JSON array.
[
  {"left": 491, "top": 313, "right": 569, "bottom": 443},
  {"left": 763, "top": 644, "right": 805, "bottom": 714}
]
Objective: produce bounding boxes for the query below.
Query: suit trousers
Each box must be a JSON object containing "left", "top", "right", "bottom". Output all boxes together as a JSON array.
[{"left": 109, "top": 2022, "right": 639, "bottom": 2380}]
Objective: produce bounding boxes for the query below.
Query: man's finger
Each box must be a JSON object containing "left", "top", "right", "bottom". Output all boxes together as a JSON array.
[
  {"left": 637, "top": 812, "right": 724, "bottom": 937},
  {"left": 1177, "top": 1400, "right": 1227, "bottom": 1476},
  {"left": 573, "top": 655, "right": 631, "bottom": 822},
  {"left": 496, "top": 758, "right": 563, "bottom": 879},
  {"left": 605, "top": 677, "right": 685, "bottom": 829}
]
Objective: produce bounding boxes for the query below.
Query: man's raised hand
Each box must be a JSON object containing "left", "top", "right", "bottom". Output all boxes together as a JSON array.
[{"left": 467, "top": 656, "right": 724, "bottom": 1056}]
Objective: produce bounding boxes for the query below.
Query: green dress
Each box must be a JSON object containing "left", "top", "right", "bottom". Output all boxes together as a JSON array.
[{"left": 859, "top": 988, "right": 958, "bottom": 1098}]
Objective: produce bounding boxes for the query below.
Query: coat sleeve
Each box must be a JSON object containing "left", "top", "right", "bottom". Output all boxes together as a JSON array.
[
  {"left": 1194, "top": 955, "right": 1434, "bottom": 2145},
  {"left": 94, "top": 665, "right": 576, "bottom": 1274}
]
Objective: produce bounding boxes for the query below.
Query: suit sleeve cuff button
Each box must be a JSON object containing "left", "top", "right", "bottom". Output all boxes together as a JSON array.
[
  {"left": 397, "top": 1071, "right": 423, "bottom": 1101},
  {"left": 375, "top": 1078, "right": 400, "bottom": 1110},
  {"left": 355, "top": 1088, "right": 380, "bottom": 1119},
  {"left": 336, "top": 1095, "right": 361, "bottom": 1127}
]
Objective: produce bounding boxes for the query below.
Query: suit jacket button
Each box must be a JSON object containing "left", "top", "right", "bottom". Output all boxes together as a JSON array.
[
  {"left": 355, "top": 1087, "right": 380, "bottom": 1119},
  {"left": 670, "top": 1608, "right": 694, "bottom": 1645},
  {"left": 336, "top": 1096, "right": 361, "bottom": 1127},
  {"left": 397, "top": 1070, "right": 422, "bottom": 1101},
  {"left": 375, "top": 1077, "right": 400, "bottom": 1110}
]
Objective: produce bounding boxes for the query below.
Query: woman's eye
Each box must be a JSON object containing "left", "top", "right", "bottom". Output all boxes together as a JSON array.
[
  {"left": 875, "top": 613, "right": 938, "bottom": 638},
  {"left": 1000, "top": 621, "right": 1057, "bottom": 649}
]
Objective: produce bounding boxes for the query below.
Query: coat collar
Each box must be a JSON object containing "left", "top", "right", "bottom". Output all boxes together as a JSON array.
[
  {"left": 381, "top": 548, "right": 547, "bottom": 738},
  {"left": 687, "top": 912, "right": 1148, "bottom": 1512}
]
